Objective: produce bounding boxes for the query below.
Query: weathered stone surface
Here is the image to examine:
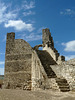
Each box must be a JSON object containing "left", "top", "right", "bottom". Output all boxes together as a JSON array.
[
  {"left": 42, "top": 28, "right": 65, "bottom": 62},
  {"left": 4, "top": 29, "right": 75, "bottom": 92},
  {"left": 4, "top": 33, "right": 33, "bottom": 90},
  {"left": 6, "top": 54, "right": 32, "bottom": 61},
  {"left": 50, "top": 59, "right": 75, "bottom": 91},
  {"left": 32, "top": 50, "right": 50, "bottom": 90},
  {"left": 42, "top": 28, "right": 54, "bottom": 48}
]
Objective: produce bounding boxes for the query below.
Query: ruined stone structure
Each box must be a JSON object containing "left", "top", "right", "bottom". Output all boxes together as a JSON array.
[{"left": 4, "top": 28, "right": 75, "bottom": 92}]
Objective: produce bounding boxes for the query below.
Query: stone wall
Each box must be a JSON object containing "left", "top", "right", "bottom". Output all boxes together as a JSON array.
[
  {"left": 32, "top": 50, "right": 50, "bottom": 90},
  {"left": 42, "top": 28, "right": 65, "bottom": 63},
  {"left": 4, "top": 33, "right": 33, "bottom": 90},
  {"left": 50, "top": 59, "right": 75, "bottom": 91}
]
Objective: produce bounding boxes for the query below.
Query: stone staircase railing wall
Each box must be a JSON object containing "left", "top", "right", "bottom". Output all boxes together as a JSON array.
[
  {"left": 43, "top": 44, "right": 59, "bottom": 61},
  {"left": 32, "top": 50, "right": 50, "bottom": 90},
  {"left": 43, "top": 44, "right": 65, "bottom": 64}
]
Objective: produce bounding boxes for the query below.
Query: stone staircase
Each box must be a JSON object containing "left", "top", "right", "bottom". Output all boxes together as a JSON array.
[
  {"left": 56, "top": 78, "right": 70, "bottom": 92},
  {"left": 36, "top": 50, "right": 70, "bottom": 92},
  {"left": 36, "top": 50, "right": 57, "bottom": 78}
]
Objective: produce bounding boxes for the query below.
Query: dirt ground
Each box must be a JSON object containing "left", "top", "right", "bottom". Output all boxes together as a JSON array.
[{"left": 0, "top": 89, "right": 75, "bottom": 100}]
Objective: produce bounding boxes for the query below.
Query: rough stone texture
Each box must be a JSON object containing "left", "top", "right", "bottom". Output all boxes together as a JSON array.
[
  {"left": 4, "top": 33, "right": 33, "bottom": 90},
  {"left": 36, "top": 50, "right": 57, "bottom": 78},
  {"left": 50, "top": 59, "right": 75, "bottom": 91},
  {"left": 42, "top": 28, "right": 65, "bottom": 63},
  {"left": 57, "top": 56, "right": 65, "bottom": 64},
  {"left": 32, "top": 50, "right": 50, "bottom": 90},
  {"left": 4, "top": 29, "right": 75, "bottom": 92},
  {"left": 35, "top": 50, "right": 70, "bottom": 92},
  {"left": 42, "top": 28, "right": 54, "bottom": 48}
]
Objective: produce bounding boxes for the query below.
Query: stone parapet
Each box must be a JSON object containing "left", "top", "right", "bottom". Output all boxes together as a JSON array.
[{"left": 32, "top": 50, "right": 50, "bottom": 90}]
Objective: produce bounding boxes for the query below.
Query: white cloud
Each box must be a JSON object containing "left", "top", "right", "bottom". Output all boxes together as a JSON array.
[
  {"left": 0, "top": 68, "right": 4, "bottom": 75},
  {"left": 0, "top": 2, "right": 17, "bottom": 24},
  {"left": 2, "top": 35, "right": 6, "bottom": 42},
  {"left": 0, "top": 1, "right": 35, "bottom": 32},
  {"left": 62, "top": 40, "right": 75, "bottom": 52},
  {"left": 26, "top": 33, "right": 42, "bottom": 41},
  {"left": 55, "top": 41, "right": 59, "bottom": 44},
  {"left": 26, "top": 20, "right": 35, "bottom": 24},
  {"left": 66, "top": 9, "right": 71, "bottom": 12},
  {"left": 65, "top": 55, "right": 75, "bottom": 60},
  {"left": 0, "top": 53, "right": 5, "bottom": 55},
  {"left": 5, "top": 20, "right": 34, "bottom": 32},
  {"left": 0, "top": 61, "right": 5, "bottom": 65},
  {"left": 22, "top": 1, "right": 35, "bottom": 10},
  {"left": 60, "top": 12, "right": 64, "bottom": 15},
  {"left": 60, "top": 8, "right": 75, "bottom": 16},
  {"left": 23, "top": 10, "right": 35, "bottom": 16},
  {"left": 18, "top": 33, "right": 42, "bottom": 41}
]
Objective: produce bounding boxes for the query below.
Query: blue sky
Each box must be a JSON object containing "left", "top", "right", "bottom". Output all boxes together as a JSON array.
[{"left": 0, "top": 0, "right": 75, "bottom": 75}]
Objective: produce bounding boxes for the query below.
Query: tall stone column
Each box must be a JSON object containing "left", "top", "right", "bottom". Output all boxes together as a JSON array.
[
  {"left": 42, "top": 28, "right": 54, "bottom": 49},
  {"left": 6, "top": 32, "right": 15, "bottom": 54}
]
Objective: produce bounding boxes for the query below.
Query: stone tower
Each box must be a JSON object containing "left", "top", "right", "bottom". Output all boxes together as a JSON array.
[
  {"left": 42, "top": 28, "right": 65, "bottom": 62},
  {"left": 42, "top": 28, "right": 54, "bottom": 48},
  {"left": 6, "top": 32, "right": 15, "bottom": 54},
  {"left": 4, "top": 32, "right": 33, "bottom": 90}
]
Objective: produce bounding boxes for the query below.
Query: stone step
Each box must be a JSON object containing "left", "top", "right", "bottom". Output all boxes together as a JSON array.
[
  {"left": 60, "top": 88, "right": 70, "bottom": 92},
  {"left": 58, "top": 85, "right": 69, "bottom": 89},
  {"left": 55, "top": 78, "right": 70, "bottom": 92},
  {"left": 56, "top": 82, "right": 69, "bottom": 86},
  {"left": 59, "top": 87, "right": 70, "bottom": 90},
  {"left": 36, "top": 50, "right": 57, "bottom": 78},
  {"left": 36, "top": 50, "right": 56, "bottom": 64},
  {"left": 36, "top": 50, "right": 70, "bottom": 92},
  {"left": 56, "top": 78, "right": 67, "bottom": 83}
]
